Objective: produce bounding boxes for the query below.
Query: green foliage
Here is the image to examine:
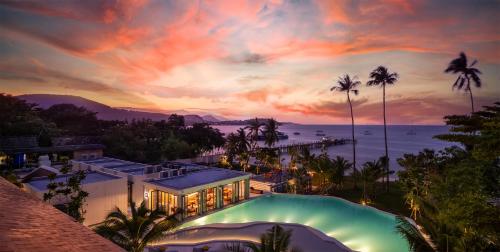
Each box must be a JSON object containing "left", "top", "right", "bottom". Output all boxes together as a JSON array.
[
  {"left": 262, "top": 118, "right": 280, "bottom": 147},
  {"left": 40, "top": 104, "right": 101, "bottom": 136},
  {"left": 43, "top": 165, "right": 89, "bottom": 223},
  {"left": 0, "top": 93, "right": 56, "bottom": 137},
  {"left": 245, "top": 225, "right": 302, "bottom": 252},
  {"left": 395, "top": 216, "right": 435, "bottom": 252},
  {"left": 397, "top": 102, "right": 500, "bottom": 251},
  {"left": 94, "top": 201, "right": 179, "bottom": 252},
  {"left": 101, "top": 119, "right": 224, "bottom": 163}
]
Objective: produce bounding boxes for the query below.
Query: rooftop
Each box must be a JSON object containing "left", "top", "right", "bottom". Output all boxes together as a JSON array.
[
  {"left": 27, "top": 171, "right": 122, "bottom": 191},
  {"left": 0, "top": 177, "right": 124, "bottom": 252},
  {"left": 148, "top": 168, "right": 250, "bottom": 190}
]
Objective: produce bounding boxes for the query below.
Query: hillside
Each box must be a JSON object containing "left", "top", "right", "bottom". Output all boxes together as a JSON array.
[{"left": 17, "top": 94, "right": 205, "bottom": 124}]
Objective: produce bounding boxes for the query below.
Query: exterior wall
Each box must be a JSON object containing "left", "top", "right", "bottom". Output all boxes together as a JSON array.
[
  {"left": 73, "top": 149, "right": 103, "bottom": 160},
  {"left": 24, "top": 176, "right": 128, "bottom": 226},
  {"left": 81, "top": 177, "right": 128, "bottom": 226},
  {"left": 144, "top": 177, "right": 251, "bottom": 220}
]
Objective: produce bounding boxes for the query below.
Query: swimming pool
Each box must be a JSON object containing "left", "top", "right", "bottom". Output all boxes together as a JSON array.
[{"left": 180, "top": 194, "right": 409, "bottom": 252}]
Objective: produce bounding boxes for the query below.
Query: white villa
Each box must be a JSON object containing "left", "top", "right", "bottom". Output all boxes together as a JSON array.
[{"left": 70, "top": 157, "right": 251, "bottom": 221}]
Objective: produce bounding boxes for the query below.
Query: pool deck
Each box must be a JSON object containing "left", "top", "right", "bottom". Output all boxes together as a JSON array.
[{"left": 151, "top": 222, "right": 354, "bottom": 252}]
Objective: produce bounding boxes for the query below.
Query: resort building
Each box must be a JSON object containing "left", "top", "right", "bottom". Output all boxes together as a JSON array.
[
  {"left": 145, "top": 168, "right": 250, "bottom": 219},
  {"left": 23, "top": 170, "right": 128, "bottom": 226},
  {"left": 71, "top": 157, "right": 251, "bottom": 220}
]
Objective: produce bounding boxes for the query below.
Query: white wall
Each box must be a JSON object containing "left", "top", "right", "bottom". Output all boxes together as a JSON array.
[{"left": 24, "top": 176, "right": 128, "bottom": 226}]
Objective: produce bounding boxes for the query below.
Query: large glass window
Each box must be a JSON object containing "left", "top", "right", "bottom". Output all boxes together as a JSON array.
[
  {"left": 206, "top": 187, "right": 216, "bottom": 211},
  {"left": 223, "top": 184, "right": 233, "bottom": 206},
  {"left": 186, "top": 192, "right": 199, "bottom": 217},
  {"left": 239, "top": 180, "right": 245, "bottom": 200},
  {"left": 149, "top": 190, "right": 178, "bottom": 215}
]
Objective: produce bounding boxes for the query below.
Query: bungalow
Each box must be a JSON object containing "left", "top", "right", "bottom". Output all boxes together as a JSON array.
[{"left": 71, "top": 157, "right": 251, "bottom": 220}]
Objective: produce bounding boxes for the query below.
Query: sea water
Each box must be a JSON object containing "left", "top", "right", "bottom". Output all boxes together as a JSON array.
[{"left": 215, "top": 124, "right": 455, "bottom": 177}]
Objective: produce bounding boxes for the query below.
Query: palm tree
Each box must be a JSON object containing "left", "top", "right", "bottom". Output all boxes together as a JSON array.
[
  {"left": 262, "top": 118, "right": 280, "bottom": 148},
  {"left": 94, "top": 201, "right": 179, "bottom": 252},
  {"left": 246, "top": 225, "right": 302, "bottom": 252},
  {"left": 395, "top": 216, "right": 435, "bottom": 252},
  {"left": 245, "top": 118, "right": 263, "bottom": 151},
  {"left": 330, "top": 156, "right": 352, "bottom": 190},
  {"left": 359, "top": 159, "right": 384, "bottom": 203},
  {"left": 444, "top": 52, "right": 482, "bottom": 113},
  {"left": 331, "top": 74, "right": 360, "bottom": 187},
  {"left": 367, "top": 66, "right": 399, "bottom": 190}
]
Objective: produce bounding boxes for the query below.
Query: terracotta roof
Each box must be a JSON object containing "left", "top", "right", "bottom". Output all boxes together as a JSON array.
[{"left": 0, "top": 177, "right": 124, "bottom": 252}]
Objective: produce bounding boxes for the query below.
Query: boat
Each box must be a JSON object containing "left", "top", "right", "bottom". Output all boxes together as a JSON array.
[
  {"left": 363, "top": 130, "right": 372, "bottom": 135},
  {"left": 293, "top": 132, "right": 300, "bottom": 135}
]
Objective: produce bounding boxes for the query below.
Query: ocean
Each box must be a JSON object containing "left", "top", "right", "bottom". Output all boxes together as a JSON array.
[{"left": 214, "top": 124, "right": 456, "bottom": 177}]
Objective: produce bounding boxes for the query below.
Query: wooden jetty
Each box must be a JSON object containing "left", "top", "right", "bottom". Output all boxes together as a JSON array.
[{"left": 271, "top": 138, "right": 354, "bottom": 153}]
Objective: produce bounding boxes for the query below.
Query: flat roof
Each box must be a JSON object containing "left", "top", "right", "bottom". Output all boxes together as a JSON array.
[
  {"left": 0, "top": 177, "right": 124, "bottom": 251},
  {"left": 27, "top": 171, "right": 122, "bottom": 191},
  {"left": 75, "top": 157, "right": 150, "bottom": 175},
  {"left": 147, "top": 168, "right": 249, "bottom": 190}
]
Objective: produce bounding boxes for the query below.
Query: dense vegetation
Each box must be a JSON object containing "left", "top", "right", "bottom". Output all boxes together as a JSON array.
[
  {"left": 0, "top": 93, "right": 225, "bottom": 164},
  {"left": 396, "top": 103, "right": 500, "bottom": 251}
]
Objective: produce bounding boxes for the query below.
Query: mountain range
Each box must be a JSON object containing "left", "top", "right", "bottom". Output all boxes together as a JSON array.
[{"left": 16, "top": 94, "right": 224, "bottom": 125}]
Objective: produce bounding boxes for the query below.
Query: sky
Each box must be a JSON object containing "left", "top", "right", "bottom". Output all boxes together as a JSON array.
[{"left": 0, "top": 0, "right": 499, "bottom": 125}]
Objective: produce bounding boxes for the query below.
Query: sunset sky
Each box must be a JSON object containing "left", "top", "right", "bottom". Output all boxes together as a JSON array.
[{"left": 0, "top": 0, "right": 498, "bottom": 124}]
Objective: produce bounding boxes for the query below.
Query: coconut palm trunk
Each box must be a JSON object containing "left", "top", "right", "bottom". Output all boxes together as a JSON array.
[
  {"left": 468, "top": 78, "right": 475, "bottom": 113},
  {"left": 347, "top": 92, "right": 357, "bottom": 188},
  {"left": 383, "top": 84, "right": 389, "bottom": 190}
]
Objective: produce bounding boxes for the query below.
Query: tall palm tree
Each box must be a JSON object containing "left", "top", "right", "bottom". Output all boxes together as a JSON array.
[
  {"left": 444, "top": 52, "right": 482, "bottom": 113},
  {"left": 246, "top": 225, "right": 302, "bottom": 252},
  {"left": 367, "top": 66, "right": 399, "bottom": 190},
  {"left": 245, "top": 117, "right": 263, "bottom": 151},
  {"left": 331, "top": 74, "right": 360, "bottom": 187},
  {"left": 94, "top": 201, "right": 178, "bottom": 252},
  {"left": 236, "top": 128, "right": 251, "bottom": 153},
  {"left": 262, "top": 118, "right": 280, "bottom": 148}
]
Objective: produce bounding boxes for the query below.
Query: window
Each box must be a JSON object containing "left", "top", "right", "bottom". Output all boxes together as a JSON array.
[
  {"left": 239, "top": 180, "right": 245, "bottom": 200},
  {"left": 206, "top": 188, "right": 216, "bottom": 211}
]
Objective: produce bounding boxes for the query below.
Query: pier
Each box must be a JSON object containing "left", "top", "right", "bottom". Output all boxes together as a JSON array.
[{"left": 271, "top": 138, "right": 353, "bottom": 154}]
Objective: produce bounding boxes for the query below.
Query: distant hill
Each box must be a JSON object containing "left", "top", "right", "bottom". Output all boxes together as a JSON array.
[{"left": 17, "top": 94, "right": 205, "bottom": 125}]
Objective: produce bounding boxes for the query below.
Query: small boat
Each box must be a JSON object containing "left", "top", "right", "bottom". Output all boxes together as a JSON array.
[
  {"left": 363, "top": 130, "right": 372, "bottom": 136},
  {"left": 293, "top": 132, "right": 300, "bottom": 135}
]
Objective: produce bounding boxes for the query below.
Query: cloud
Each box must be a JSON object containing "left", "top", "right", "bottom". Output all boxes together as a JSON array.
[
  {"left": 273, "top": 95, "right": 500, "bottom": 124},
  {"left": 0, "top": 63, "right": 154, "bottom": 107},
  {"left": 238, "top": 86, "right": 290, "bottom": 103},
  {"left": 0, "top": 0, "right": 147, "bottom": 24}
]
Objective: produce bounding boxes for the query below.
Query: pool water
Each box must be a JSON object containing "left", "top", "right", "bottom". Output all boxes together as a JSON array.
[{"left": 180, "top": 194, "right": 409, "bottom": 252}]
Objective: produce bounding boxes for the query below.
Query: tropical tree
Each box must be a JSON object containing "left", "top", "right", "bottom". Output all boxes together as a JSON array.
[
  {"left": 262, "top": 118, "right": 280, "bottom": 148},
  {"left": 367, "top": 66, "right": 399, "bottom": 191},
  {"left": 94, "top": 201, "right": 179, "bottom": 252},
  {"left": 331, "top": 74, "right": 360, "bottom": 187},
  {"left": 245, "top": 117, "right": 263, "bottom": 151},
  {"left": 330, "top": 156, "right": 352, "bottom": 190},
  {"left": 444, "top": 52, "right": 482, "bottom": 113},
  {"left": 358, "top": 159, "right": 385, "bottom": 204},
  {"left": 246, "top": 225, "right": 302, "bottom": 252},
  {"left": 395, "top": 216, "right": 435, "bottom": 252}
]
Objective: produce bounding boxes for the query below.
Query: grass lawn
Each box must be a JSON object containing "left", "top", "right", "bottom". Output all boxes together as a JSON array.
[{"left": 323, "top": 177, "right": 411, "bottom": 217}]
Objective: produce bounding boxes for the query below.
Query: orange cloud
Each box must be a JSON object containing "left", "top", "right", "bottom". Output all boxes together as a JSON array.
[{"left": 274, "top": 96, "right": 499, "bottom": 124}]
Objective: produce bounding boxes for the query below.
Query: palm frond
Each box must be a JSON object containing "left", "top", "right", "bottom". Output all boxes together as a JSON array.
[{"left": 395, "top": 216, "right": 435, "bottom": 252}]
